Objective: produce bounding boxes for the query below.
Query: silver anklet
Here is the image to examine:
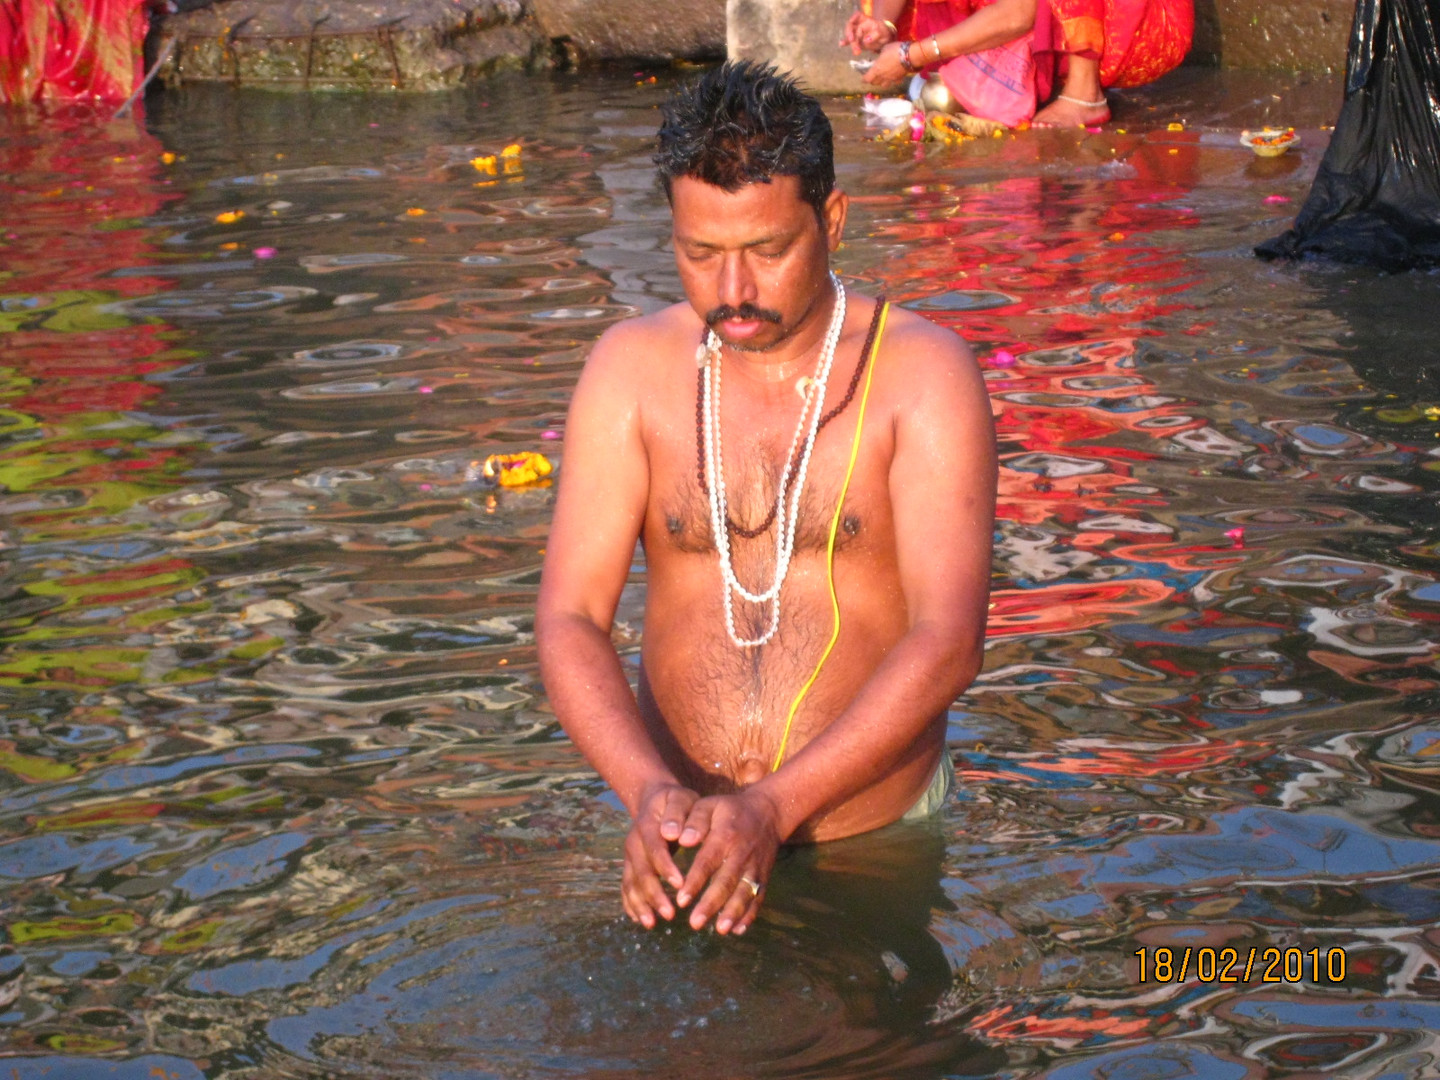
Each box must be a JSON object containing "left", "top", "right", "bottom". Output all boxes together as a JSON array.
[{"left": 1056, "top": 94, "right": 1108, "bottom": 108}]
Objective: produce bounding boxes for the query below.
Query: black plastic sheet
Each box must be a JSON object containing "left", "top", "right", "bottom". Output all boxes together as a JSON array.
[{"left": 1256, "top": 0, "right": 1440, "bottom": 270}]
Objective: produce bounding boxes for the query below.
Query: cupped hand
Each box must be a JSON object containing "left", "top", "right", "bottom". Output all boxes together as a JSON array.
[
  {"left": 672, "top": 790, "right": 782, "bottom": 936},
  {"left": 864, "top": 42, "right": 912, "bottom": 87},
  {"left": 841, "top": 12, "right": 896, "bottom": 53},
  {"left": 621, "top": 782, "right": 699, "bottom": 929}
]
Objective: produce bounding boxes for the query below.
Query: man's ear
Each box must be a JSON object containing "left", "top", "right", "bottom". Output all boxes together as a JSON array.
[{"left": 823, "top": 189, "right": 849, "bottom": 251}]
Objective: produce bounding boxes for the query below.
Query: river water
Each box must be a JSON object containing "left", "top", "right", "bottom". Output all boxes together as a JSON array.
[{"left": 3, "top": 68, "right": 1440, "bottom": 1079}]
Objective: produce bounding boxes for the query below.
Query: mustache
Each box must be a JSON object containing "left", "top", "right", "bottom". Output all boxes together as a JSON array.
[{"left": 704, "top": 303, "right": 784, "bottom": 327}]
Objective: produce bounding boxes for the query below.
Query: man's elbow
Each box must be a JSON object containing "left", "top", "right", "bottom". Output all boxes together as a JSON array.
[
  {"left": 944, "top": 641, "right": 984, "bottom": 697},
  {"left": 534, "top": 603, "right": 592, "bottom": 661},
  {"left": 922, "top": 624, "right": 985, "bottom": 698}
]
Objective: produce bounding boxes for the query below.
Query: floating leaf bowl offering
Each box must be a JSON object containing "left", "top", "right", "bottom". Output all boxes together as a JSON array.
[
  {"left": 929, "top": 113, "right": 974, "bottom": 143},
  {"left": 930, "top": 111, "right": 1005, "bottom": 139},
  {"left": 1241, "top": 127, "right": 1300, "bottom": 157}
]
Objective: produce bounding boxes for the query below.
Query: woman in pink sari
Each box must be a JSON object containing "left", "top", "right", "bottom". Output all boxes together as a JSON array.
[{"left": 843, "top": 0, "right": 1193, "bottom": 128}]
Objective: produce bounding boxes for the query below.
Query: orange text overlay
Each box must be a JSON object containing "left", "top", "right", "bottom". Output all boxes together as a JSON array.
[{"left": 1134, "top": 946, "right": 1350, "bottom": 985}]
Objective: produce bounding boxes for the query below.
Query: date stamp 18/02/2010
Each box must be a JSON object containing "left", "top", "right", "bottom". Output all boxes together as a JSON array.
[{"left": 1134, "top": 946, "right": 1350, "bottom": 985}]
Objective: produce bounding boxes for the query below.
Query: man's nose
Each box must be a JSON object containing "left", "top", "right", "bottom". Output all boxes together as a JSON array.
[{"left": 715, "top": 253, "right": 758, "bottom": 310}]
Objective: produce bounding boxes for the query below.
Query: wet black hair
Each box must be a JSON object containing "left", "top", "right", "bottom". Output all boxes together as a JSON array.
[{"left": 655, "top": 60, "right": 835, "bottom": 219}]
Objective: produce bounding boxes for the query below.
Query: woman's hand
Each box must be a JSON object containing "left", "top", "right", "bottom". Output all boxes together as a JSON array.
[
  {"left": 842, "top": 12, "right": 897, "bottom": 54},
  {"left": 864, "top": 41, "right": 913, "bottom": 87}
]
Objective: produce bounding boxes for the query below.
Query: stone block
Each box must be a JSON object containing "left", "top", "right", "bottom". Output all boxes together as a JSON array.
[
  {"left": 154, "top": 0, "right": 545, "bottom": 90},
  {"left": 727, "top": 0, "right": 869, "bottom": 94},
  {"left": 1192, "top": 0, "right": 1352, "bottom": 73},
  {"left": 531, "top": 0, "right": 725, "bottom": 61}
]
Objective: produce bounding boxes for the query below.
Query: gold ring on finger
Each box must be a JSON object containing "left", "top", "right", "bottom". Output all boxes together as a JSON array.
[{"left": 741, "top": 875, "right": 762, "bottom": 897}]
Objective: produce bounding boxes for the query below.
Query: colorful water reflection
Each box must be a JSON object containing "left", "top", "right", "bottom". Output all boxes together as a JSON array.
[{"left": 2, "top": 75, "right": 1440, "bottom": 1078}]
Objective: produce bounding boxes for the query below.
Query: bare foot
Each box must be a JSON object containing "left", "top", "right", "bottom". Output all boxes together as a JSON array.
[{"left": 1033, "top": 96, "right": 1110, "bottom": 128}]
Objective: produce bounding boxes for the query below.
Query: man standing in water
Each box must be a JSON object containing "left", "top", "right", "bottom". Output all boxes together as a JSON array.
[{"left": 536, "top": 61, "right": 995, "bottom": 936}]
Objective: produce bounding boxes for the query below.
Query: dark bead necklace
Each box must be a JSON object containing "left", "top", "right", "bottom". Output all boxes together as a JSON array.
[{"left": 695, "top": 296, "right": 888, "bottom": 539}]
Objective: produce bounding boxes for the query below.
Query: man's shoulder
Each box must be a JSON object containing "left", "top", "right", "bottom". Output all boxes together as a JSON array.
[
  {"left": 868, "top": 303, "right": 995, "bottom": 480},
  {"left": 570, "top": 304, "right": 699, "bottom": 426},
  {"left": 864, "top": 301, "right": 990, "bottom": 433},
  {"left": 586, "top": 302, "right": 701, "bottom": 376},
  {"left": 874, "top": 302, "right": 976, "bottom": 371}
]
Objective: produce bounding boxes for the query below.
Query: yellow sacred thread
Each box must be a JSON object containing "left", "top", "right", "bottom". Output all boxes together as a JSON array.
[{"left": 771, "top": 300, "right": 891, "bottom": 772}]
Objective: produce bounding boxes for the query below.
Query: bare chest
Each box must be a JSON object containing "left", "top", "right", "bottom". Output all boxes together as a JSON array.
[{"left": 646, "top": 409, "right": 890, "bottom": 559}]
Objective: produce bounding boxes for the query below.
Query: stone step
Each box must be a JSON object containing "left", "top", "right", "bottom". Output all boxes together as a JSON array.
[{"left": 150, "top": 0, "right": 1354, "bottom": 91}]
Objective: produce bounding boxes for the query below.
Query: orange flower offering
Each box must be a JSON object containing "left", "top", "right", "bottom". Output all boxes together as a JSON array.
[
  {"left": 481, "top": 451, "right": 553, "bottom": 487},
  {"left": 1241, "top": 127, "right": 1300, "bottom": 157}
]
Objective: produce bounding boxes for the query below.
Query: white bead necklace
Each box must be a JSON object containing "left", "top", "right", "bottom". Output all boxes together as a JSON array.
[{"left": 700, "top": 273, "right": 846, "bottom": 648}]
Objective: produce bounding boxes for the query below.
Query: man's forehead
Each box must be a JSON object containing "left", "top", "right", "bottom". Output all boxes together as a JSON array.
[{"left": 669, "top": 174, "right": 813, "bottom": 239}]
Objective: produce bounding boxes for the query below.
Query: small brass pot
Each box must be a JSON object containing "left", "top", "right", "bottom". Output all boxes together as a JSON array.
[{"left": 918, "top": 74, "right": 957, "bottom": 114}]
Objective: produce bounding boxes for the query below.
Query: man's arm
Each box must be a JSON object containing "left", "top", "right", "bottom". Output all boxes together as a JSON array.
[
  {"left": 753, "top": 318, "right": 995, "bottom": 826},
  {"left": 675, "top": 314, "right": 996, "bottom": 931},
  {"left": 535, "top": 320, "right": 699, "bottom": 928}
]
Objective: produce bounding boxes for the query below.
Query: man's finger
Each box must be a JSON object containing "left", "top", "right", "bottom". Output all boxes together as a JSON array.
[
  {"left": 732, "top": 887, "right": 764, "bottom": 936},
  {"left": 624, "top": 829, "right": 675, "bottom": 928},
  {"left": 687, "top": 856, "right": 746, "bottom": 931},
  {"left": 680, "top": 824, "right": 748, "bottom": 927},
  {"left": 714, "top": 871, "right": 764, "bottom": 935},
  {"left": 621, "top": 863, "right": 634, "bottom": 922},
  {"left": 620, "top": 854, "right": 652, "bottom": 928},
  {"left": 639, "top": 869, "right": 677, "bottom": 923},
  {"left": 637, "top": 814, "right": 684, "bottom": 890},
  {"left": 676, "top": 825, "right": 725, "bottom": 911},
  {"left": 657, "top": 788, "right": 696, "bottom": 845},
  {"left": 676, "top": 799, "right": 714, "bottom": 849}
]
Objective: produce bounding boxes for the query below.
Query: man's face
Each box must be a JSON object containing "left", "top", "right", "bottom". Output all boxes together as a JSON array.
[{"left": 670, "top": 174, "right": 847, "bottom": 354}]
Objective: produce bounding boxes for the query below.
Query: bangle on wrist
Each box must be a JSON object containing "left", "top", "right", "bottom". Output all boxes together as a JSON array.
[
  {"left": 881, "top": 17, "right": 897, "bottom": 34},
  {"left": 898, "top": 39, "right": 917, "bottom": 73},
  {"left": 930, "top": 34, "right": 941, "bottom": 61}
]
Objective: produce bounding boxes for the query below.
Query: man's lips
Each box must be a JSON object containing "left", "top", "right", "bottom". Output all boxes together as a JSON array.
[
  {"left": 720, "top": 318, "right": 764, "bottom": 338},
  {"left": 704, "top": 302, "right": 783, "bottom": 340}
]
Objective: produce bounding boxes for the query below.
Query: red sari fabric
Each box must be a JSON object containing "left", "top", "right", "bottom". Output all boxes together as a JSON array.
[
  {"left": 906, "top": 0, "right": 1192, "bottom": 125},
  {"left": 1047, "top": 0, "right": 1194, "bottom": 88},
  {"left": 0, "top": 0, "right": 149, "bottom": 104}
]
